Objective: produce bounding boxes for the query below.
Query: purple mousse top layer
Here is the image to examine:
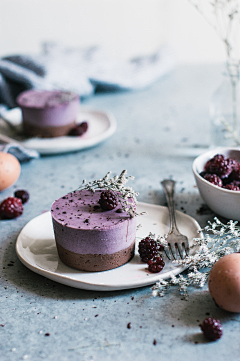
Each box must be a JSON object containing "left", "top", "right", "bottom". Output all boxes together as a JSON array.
[
  {"left": 17, "top": 90, "right": 79, "bottom": 109},
  {"left": 17, "top": 90, "right": 79, "bottom": 127},
  {"left": 51, "top": 189, "right": 137, "bottom": 255}
]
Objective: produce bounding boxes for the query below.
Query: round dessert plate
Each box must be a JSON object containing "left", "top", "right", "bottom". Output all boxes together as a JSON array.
[
  {"left": 16, "top": 202, "right": 202, "bottom": 291},
  {"left": 0, "top": 107, "right": 117, "bottom": 155}
]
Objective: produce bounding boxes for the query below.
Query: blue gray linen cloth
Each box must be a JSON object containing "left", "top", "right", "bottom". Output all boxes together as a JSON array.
[
  {"left": 0, "top": 42, "right": 176, "bottom": 160},
  {"left": 0, "top": 137, "right": 39, "bottom": 162},
  {"left": 0, "top": 42, "right": 176, "bottom": 108}
]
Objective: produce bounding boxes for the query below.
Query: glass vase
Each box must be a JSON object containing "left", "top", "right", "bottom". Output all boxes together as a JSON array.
[{"left": 210, "top": 61, "right": 240, "bottom": 148}]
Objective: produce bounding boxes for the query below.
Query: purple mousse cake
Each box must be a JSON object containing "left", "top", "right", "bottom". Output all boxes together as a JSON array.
[
  {"left": 17, "top": 90, "right": 79, "bottom": 137},
  {"left": 51, "top": 190, "right": 137, "bottom": 272}
]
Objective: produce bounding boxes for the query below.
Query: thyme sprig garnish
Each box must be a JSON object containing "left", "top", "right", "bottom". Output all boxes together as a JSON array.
[
  {"left": 78, "top": 170, "right": 142, "bottom": 217},
  {"left": 152, "top": 217, "right": 240, "bottom": 299}
]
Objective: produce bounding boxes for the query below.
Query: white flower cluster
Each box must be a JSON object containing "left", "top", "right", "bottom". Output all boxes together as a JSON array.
[
  {"left": 152, "top": 217, "right": 240, "bottom": 299},
  {"left": 78, "top": 170, "right": 140, "bottom": 217}
]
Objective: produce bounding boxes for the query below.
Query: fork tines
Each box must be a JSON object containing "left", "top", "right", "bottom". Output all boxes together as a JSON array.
[{"left": 163, "top": 235, "right": 189, "bottom": 261}]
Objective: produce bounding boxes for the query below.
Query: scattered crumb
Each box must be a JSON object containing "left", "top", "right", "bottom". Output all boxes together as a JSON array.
[{"left": 196, "top": 204, "right": 213, "bottom": 215}]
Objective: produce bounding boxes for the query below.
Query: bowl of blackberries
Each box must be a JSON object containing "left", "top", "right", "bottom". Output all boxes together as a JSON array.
[{"left": 192, "top": 147, "right": 240, "bottom": 221}]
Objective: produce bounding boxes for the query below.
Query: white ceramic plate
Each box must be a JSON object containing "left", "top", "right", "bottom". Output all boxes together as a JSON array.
[
  {"left": 0, "top": 107, "right": 117, "bottom": 155},
  {"left": 16, "top": 202, "right": 201, "bottom": 291}
]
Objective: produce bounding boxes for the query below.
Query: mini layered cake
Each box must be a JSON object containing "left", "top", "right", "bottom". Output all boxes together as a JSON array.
[
  {"left": 51, "top": 190, "right": 136, "bottom": 272},
  {"left": 17, "top": 90, "right": 79, "bottom": 137}
]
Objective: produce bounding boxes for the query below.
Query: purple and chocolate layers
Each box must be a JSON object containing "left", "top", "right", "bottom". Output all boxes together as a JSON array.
[
  {"left": 51, "top": 190, "right": 136, "bottom": 272},
  {"left": 17, "top": 90, "right": 79, "bottom": 137}
]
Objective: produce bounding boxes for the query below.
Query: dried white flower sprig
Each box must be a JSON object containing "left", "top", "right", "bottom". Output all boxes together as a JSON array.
[
  {"left": 152, "top": 217, "right": 240, "bottom": 299},
  {"left": 188, "top": 0, "right": 240, "bottom": 144},
  {"left": 188, "top": 0, "right": 240, "bottom": 60},
  {"left": 78, "top": 170, "right": 141, "bottom": 217}
]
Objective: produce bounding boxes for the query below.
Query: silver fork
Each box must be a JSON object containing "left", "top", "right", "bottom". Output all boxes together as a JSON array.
[{"left": 161, "top": 179, "right": 189, "bottom": 260}]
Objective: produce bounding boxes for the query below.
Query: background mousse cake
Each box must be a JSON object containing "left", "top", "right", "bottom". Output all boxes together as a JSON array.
[
  {"left": 51, "top": 189, "right": 137, "bottom": 272},
  {"left": 17, "top": 89, "right": 80, "bottom": 137}
]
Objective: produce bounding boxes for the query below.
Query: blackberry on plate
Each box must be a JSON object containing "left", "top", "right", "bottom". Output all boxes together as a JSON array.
[
  {"left": 0, "top": 197, "right": 23, "bottom": 219},
  {"left": 147, "top": 256, "right": 165, "bottom": 273},
  {"left": 14, "top": 189, "right": 29, "bottom": 204},
  {"left": 138, "top": 237, "right": 159, "bottom": 263},
  {"left": 98, "top": 190, "right": 118, "bottom": 210},
  {"left": 203, "top": 173, "right": 222, "bottom": 187},
  {"left": 68, "top": 121, "right": 88, "bottom": 136},
  {"left": 200, "top": 317, "right": 223, "bottom": 341}
]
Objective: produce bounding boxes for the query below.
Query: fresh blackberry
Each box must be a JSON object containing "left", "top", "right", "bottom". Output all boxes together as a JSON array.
[
  {"left": 204, "top": 154, "right": 233, "bottom": 178},
  {"left": 223, "top": 183, "right": 240, "bottom": 191},
  {"left": 229, "top": 162, "right": 240, "bottom": 181},
  {"left": 147, "top": 256, "right": 165, "bottom": 273},
  {"left": 98, "top": 190, "right": 118, "bottom": 210},
  {"left": 68, "top": 121, "right": 88, "bottom": 136},
  {"left": 14, "top": 189, "right": 29, "bottom": 204},
  {"left": 231, "top": 180, "right": 240, "bottom": 187},
  {"left": 138, "top": 237, "right": 159, "bottom": 263},
  {"left": 200, "top": 317, "right": 223, "bottom": 341},
  {"left": 199, "top": 171, "right": 207, "bottom": 179},
  {"left": 0, "top": 197, "right": 23, "bottom": 219},
  {"left": 203, "top": 173, "right": 223, "bottom": 187},
  {"left": 204, "top": 154, "right": 224, "bottom": 172}
]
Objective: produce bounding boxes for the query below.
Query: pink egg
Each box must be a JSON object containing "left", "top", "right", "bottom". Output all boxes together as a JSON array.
[
  {"left": 0, "top": 152, "right": 21, "bottom": 191},
  {"left": 208, "top": 253, "right": 240, "bottom": 312}
]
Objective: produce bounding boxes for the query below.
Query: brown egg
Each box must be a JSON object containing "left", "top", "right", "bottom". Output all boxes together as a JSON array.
[
  {"left": 208, "top": 253, "right": 240, "bottom": 312},
  {"left": 0, "top": 152, "right": 21, "bottom": 191}
]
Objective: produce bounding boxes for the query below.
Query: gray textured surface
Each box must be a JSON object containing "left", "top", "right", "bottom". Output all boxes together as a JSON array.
[{"left": 1, "top": 64, "right": 240, "bottom": 361}]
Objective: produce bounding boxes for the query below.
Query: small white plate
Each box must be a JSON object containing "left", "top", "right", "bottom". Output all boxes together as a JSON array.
[
  {"left": 0, "top": 107, "right": 117, "bottom": 155},
  {"left": 16, "top": 202, "right": 201, "bottom": 291}
]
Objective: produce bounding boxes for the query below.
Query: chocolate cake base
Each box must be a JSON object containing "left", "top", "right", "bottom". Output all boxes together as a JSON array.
[
  {"left": 23, "top": 120, "right": 76, "bottom": 138},
  {"left": 56, "top": 241, "right": 135, "bottom": 272}
]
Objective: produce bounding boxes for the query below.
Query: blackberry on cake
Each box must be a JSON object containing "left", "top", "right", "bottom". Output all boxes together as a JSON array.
[{"left": 98, "top": 190, "right": 118, "bottom": 210}]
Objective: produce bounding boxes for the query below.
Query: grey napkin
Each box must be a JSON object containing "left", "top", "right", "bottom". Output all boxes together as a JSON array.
[
  {"left": 0, "top": 43, "right": 176, "bottom": 108},
  {"left": 0, "top": 137, "right": 39, "bottom": 162}
]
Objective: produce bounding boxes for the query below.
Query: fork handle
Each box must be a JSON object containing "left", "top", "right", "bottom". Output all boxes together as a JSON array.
[{"left": 161, "top": 179, "right": 179, "bottom": 234}]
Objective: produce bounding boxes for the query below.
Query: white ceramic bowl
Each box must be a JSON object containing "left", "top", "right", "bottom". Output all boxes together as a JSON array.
[{"left": 192, "top": 147, "right": 240, "bottom": 221}]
